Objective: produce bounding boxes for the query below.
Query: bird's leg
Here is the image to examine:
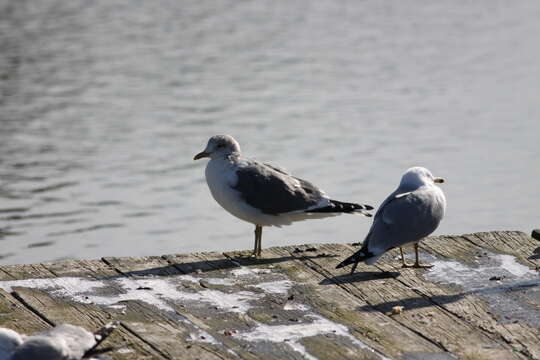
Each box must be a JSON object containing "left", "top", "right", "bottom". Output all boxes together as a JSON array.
[
  {"left": 251, "top": 226, "right": 259, "bottom": 257},
  {"left": 256, "top": 225, "right": 263, "bottom": 257},
  {"left": 400, "top": 247, "right": 414, "bottom": 268},
  {"left": 412, "top": 243, "right": 434, "bottom": 268},
  {"left": 349, "top": 261, "right": 359, "bottom": 275}
]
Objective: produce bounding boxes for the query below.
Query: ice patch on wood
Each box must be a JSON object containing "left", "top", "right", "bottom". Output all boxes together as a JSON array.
[
  {"left": 497, "top": 254, "right": 535, "bottom": 277},
  {"left": 283, "top": 302, "right": 310, "bottom": 311},
  {"left": 0, "top": 266, "right": 383, "bottom": 358},
  {"left": 0, "top": 277, "right": 103, "bottom": 294},
  {"left": 0, "top": 277, "right": 259, "bottom": 314},
  {"left": 251, "top": 280, "right": 293, "bottom": 294},
  {"left": 205, "top": 277, "right": 236, "bottom": 286},
  {"left": 117, "top": 348, "right": 134, "bottom": 354},
  {"left": 231, "top": 267, "right": 256, "bottom": 277},
  {"left": 231, "top": 267, "right": 271, "bottom": 277},
  {"left": 426, "top": 253, "right": 538, "bottom": 287},
  {"left": 180, "top": 274, "right": 235, "bottom": 286},
  {"left": 237, "top": 314, "right": 389, "bottom": 360},
  {"left": 425, "top": 252, "right": 540, "bottom": 327},
  {"left": 188, "top": 328, "right": 219, "bottom": 345}
]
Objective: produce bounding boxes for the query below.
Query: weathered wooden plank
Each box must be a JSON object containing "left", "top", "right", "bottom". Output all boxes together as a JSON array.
[
  {"left": 0, "top": 289, "right": 51, "bottom": 334},
  {"left": 0, "top": 263, "right": 56, "bottom": 280},
  {"left": 46, "top": 258, "right": 230, "bottom": 360},
  {"left": 110, "top": 253, "right": 308, "bottom": 360},
  {"left": 165, "top": 250, "right": 393, "bottom": 360},
  {"left": 394, "top": 234, "right": 540, "bottom": 360},
  {"left": 464, "top": 231, "right": 539, "bottom": 269},
  {"left": 0, "top": 231, "right": 536, "bottom": 360},
  {"left": 104, "top": 255, "right": 259, "bottom": 360},
  {"left": 420, "top": 232, "right": 539, "bottom": 270},
  {"left": 295, "top": 243, "right": 527, "bottom": 360},
  {"left": 201, "top": 248, "right": 445, "bottom": 360},
  {"left": 0, "top": 261, "right": 170, "bottom": 360}
]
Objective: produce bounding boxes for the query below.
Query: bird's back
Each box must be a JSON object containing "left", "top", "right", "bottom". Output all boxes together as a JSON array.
[{"left": 364, "top": 185, "right": 445, "bottom": 256}]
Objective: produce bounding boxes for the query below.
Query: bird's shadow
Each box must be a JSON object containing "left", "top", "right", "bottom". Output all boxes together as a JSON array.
[
  {"left": 355, "top": 280, "right": 540, "bottom": 313},
  {"left": 319, "top": 271, "right": 400, "bottom": 285},
  {"left": 102, "top": 253, "right": 336, "bottom": 280},
  {"left": 357, "top": 293, "right": 466, "bottom": 314}
]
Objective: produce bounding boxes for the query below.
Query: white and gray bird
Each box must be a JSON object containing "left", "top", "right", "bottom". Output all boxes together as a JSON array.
[
  {"left": 0, "top": 322, "right": 119, "bottom": 360},
  {"left": 194, "top": 135, "right": 373, "bottom": 257},
  {"left": 336, "top": 166, "right": 446, "bottom": 274}
]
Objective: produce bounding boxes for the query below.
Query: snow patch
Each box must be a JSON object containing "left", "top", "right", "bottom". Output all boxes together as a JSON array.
[
  {"left": 188, "top": 329, "right": 219, "bottom": 345},
  {"left": 231, "top": 267, "right": 255, "bottom": 277},
  {"left": 0, "top": 267, "right": 385, "bottom": 358},
  {"left": 0, "top": 277, "right": 105, "bottom": 295},
  {"left": 251, "top": 280, "right": 293, "bottom": 294},
  {"left": 205, "top": 277, "right": 236, "bottom": 286},
  {"left": 426, "top": 253, "right": 537, "bottom": 287},
  {"left": 0, "top": 276, "right": 259, "bottom": 315},
  {"left": 497, "top": 254, "right": 535, "bottom": 277},
  {"left": 117, "top": 348, "right": 134, "bottom": 354},
  {"left": 425, "top": 252, "right": 540, "bottom": 327},
  {"left": 283, "top": 302, "right": 310, "bottom": 311},
  {"left": 176, "top": 289, "right": 261, "bottom": 313},
  {"left": 179, "top": 275, "right": 235, "bottom": 286},
  {"left": 237, "top": 314, "right": 389, "bottom": 360},
  {"left": 231, "top": 267, "right": 271, "bottom": 277}
]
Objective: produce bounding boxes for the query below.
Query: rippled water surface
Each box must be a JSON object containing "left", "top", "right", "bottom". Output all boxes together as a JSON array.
[{"left": 1, "top": 1, "right": 539, "bottom": 265}]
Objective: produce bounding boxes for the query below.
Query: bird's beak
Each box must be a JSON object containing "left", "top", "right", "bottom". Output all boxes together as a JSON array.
[
  {"left": 193, "top": 151, "right": 210, "bottom": 160},
  {"left": 433, "top": 177, "right": 445, "bottom": 184}
]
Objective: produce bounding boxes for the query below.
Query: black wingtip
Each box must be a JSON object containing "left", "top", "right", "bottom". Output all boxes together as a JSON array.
[
  {"left": 336, "top": 256, "right": 360, "bottom": 275},
  {"left": 336, "top": 252, "right": 359, "bottom": 269},
  {"left": 336, "top": 249, "right": 375, "bottom": 270},
  {"left": 308, "top": 200, "right": 374, "bottom": 215}
]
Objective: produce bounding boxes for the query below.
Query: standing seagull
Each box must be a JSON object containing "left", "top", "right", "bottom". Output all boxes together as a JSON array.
[
  {"left": 194, "top": 135, "right": 373, "bottom": 257},
  {"left": 336, "top": 166, "right": 446, "bottom": 274}
]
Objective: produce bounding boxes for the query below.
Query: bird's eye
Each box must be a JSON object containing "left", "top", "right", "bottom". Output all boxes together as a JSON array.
[{"left": 216, "top": 144, "right": 225, "bottom": 148}]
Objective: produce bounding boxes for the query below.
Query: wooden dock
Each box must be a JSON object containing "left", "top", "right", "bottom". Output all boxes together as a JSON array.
[{"left": 0, "top": 231, "right": 538, "bottom": 360}]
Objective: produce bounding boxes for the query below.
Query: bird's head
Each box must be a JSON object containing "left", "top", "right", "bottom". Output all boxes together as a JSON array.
[
  {"left": 194, "top": 135, "right": 241, "bottom": 160},
  {"left": 400, "top": 166, "right": 445, "bottom": 189}
]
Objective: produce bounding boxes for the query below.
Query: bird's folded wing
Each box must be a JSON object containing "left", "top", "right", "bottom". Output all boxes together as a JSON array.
[{"left": 234, "top": 161, "right": 325, "bottom": 215}]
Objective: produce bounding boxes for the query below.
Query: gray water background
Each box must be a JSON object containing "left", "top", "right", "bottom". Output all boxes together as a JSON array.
[{"left": 0, "top": 1, "right": 539, "bottom": 265}]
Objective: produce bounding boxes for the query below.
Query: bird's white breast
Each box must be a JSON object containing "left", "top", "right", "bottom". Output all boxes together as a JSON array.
[
  {"left": 432, "top": 185, "right": 446, "bottom": 217},
  {"left": 205, "top": 157, "right": 266, "bottom": 225},
  {"left": 205, "top": 158, "right": 239, "bottom": 208}
]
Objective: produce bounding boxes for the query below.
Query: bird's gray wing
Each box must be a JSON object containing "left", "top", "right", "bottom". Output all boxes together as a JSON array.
[
  {"left": 233, "top": 160, "right": 325, "bottom": 215},
  {"left": 13, "top": 336, "right": 65, "bottom": 360},
  {"left": 262, "top": 163, "right": 290, "bottom": 175},
  {"left": 0, "top": 327, "right": 24, "bottom": 350},
  {"left": 364, "top": 188, "right": 442, "bottom": 254},
  {"left": 37, "top": 324, "right": 96, "bottom": 359}
]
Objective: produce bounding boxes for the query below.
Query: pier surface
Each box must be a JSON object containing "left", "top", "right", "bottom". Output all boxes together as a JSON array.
[{"left": 0, "top": 231, "right": 538, "bottom": 360}]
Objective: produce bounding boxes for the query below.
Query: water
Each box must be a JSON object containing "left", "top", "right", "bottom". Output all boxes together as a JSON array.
[{"left": 0, "top": 0, "right": 539, "bottom": 265}]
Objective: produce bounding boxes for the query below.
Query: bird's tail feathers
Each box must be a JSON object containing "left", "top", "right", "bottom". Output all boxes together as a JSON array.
[
  {"left": 336, "top": 249, "right": 369, "bottom": 269},
  {"left": 307, "top": 200, "right": 373, "bottom": 216},
  {"left": 336, "top": 247, "right": 382, "bottom": 269}
]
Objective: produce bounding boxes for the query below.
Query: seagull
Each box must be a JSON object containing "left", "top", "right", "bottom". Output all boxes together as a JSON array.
[
  {"left": 0, "top": 322, "right": 120, "bottom": 360},
  {"left": 336, "top": 166, "right": 446, "bottom": 274},
  {"left": 194, "top": 135, "right": 373, "bottom": 257}
]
